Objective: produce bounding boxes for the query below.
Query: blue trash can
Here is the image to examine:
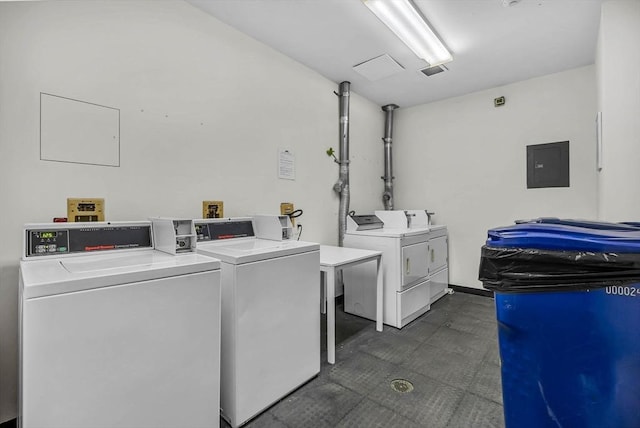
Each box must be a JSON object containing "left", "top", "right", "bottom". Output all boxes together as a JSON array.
[{"left": 479, "top": 222, "right": 640, "bottom": 428}]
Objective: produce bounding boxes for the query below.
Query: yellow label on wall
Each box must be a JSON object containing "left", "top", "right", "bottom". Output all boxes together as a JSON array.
[
  {"left": 67, "top": 198, "right": 105, "bottom": 222},
  {"left": 281, "top": 202, "right": 294, "bottom": 225},
  {"left": 203, "top": 201, "right": 224, "bottom": 219}
]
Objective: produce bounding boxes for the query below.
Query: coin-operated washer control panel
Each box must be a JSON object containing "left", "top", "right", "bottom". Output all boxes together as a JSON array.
[
  {"left": 346, "top": 214, "right": 384, "bottom": 232},
  {"left": 150, "top": 218, "right": 197, "bottom": 255},
  {"left": 375, "top": 210, "right": 433, "bottom": 229},
  {"left": 253, "top": 215, "right": 294, "bottom": 241},
  {"left": 25, "top": 224, "right": 152, "bottom": 258},
  {"left": 194, "top": 218, "right": 255, "bottom": 242}
]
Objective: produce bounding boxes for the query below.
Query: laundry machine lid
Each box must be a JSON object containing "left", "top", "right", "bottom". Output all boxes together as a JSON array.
[
  {"left": 20, "top": 250, "right": 220, "bottom": 299},
  {"left": 197, "top": 238, "right": 319, "bottom": 264}
]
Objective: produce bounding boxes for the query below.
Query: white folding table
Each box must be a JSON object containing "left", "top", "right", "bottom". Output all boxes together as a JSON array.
[{"left": 319, "top": 245, "right": 383, "bottom": 364}]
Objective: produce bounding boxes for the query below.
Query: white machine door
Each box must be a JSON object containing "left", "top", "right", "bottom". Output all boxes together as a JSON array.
[
  {"left": 428, "top": 235, "right": 448, "bottom": 274},
  {"left": 21, "top": 270, "right": 221, "bottom": 428},
  {"left": 401, "top": 242, "right": 429, "bottom": 288}
]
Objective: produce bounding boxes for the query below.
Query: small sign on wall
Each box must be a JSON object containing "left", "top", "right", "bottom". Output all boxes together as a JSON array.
[
  {"left": 526, "top": 141, "right": 570, "bottom": 189},
  {"left": 278, "top": 148, "right": 295, "bottom": 180}
]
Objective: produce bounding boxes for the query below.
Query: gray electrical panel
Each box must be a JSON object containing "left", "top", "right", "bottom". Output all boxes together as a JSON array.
[{"left": 527, "top": 141, "right": 569, "bottom": 189}]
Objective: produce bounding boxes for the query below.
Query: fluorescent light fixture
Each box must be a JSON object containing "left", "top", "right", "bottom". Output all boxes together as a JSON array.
[{"left": 363, "top": 0, "right": 452, "bottom": 66}]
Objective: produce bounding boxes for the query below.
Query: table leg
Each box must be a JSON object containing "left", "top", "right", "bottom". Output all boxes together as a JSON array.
[
  {"left": 327, "top": 267, "right": 336, "bottom": 364},
  {"left": 320, "top": 271, "right": 327, "bottom": 314},
  {"left": 376, "top": 257, "right": 383, "bottom": 332}
]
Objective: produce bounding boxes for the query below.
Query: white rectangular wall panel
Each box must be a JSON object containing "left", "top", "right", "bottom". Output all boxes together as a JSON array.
[{"left": 40, "top": 93, "right": 120, "bottom": 167}]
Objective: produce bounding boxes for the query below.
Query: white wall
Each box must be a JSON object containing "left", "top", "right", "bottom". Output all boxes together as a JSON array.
[
  {"left": 0, "top": 1, "right": 383, "bottom": 421},
  {"left": 596, "top": 0, "right": 640, "bottom": 220},
  {"left": 393, "top": 66, "right": 598, "bottom": 289}
]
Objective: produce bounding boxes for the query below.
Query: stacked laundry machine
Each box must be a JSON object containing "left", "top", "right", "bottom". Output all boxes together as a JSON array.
[{"left": 343, "top": 210, "right": 449, "bottom": 329}]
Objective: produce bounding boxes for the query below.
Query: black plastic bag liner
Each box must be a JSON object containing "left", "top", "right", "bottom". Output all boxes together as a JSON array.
[
  {"left": 479, "top": 221, "right": 640, "bottom": 293},
  {"left": 479, "top": 246, "right": 640, "bottom": 293}
]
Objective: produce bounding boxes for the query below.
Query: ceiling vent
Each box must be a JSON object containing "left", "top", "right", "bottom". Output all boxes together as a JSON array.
[
  {"left": 353, "top": 54, "right": 404, "bottom": 81},
  {"left": 420, "top": 64, "right": 448, "bottom": 77}
]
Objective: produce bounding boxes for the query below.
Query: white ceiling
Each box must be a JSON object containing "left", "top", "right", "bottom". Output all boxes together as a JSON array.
[{"left": 187, "top": 0, "right": 604, "bottom": 108}]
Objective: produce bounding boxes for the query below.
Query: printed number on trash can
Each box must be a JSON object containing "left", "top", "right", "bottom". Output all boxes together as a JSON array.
[{"left": 605, "top": 286, "right": 639, "bottom": 297}]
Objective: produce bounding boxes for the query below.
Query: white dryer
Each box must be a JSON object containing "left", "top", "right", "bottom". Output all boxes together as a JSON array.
[
  {"left": 19, "top": 222, "right": 222, "bottom": 428},
  {"left": 424, "top": 225, "right": 449, "bottom": 304},
  {"left": 194, "top": 217, "right": 320, "bottom": 428},
  {"left": 343, "top": 211, "right": 449, "bottom": 329},
  {"left": 377, "top": 210, "right": 450, "bottom": 304}
]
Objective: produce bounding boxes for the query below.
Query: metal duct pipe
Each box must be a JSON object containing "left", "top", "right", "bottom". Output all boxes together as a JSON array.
[
  {"left": 334, "top": 81, "right": 351, "bottom": 247},
  {"left": 381, "top": 104, "right": 399, "bottom": 210}
]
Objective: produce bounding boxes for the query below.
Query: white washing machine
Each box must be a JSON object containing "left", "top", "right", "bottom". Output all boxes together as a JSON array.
[
  {"left": 19, "top": 221, "right": 222, "bottom": 428},
  {"left": 343, "top": 211, "right": 449, "bottom": 329},
  {"left": 194, "top": 217, "right": 320, "bottom": 428}
]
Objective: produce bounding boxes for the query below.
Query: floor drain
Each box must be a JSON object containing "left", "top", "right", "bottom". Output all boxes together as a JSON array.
[{"left": 390, "top": 379, "right": 414, "bottom": 393}]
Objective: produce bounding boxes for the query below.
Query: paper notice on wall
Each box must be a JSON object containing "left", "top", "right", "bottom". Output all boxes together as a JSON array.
[{"left": 278, "top": 148, "right": 295, "bottom": 180}]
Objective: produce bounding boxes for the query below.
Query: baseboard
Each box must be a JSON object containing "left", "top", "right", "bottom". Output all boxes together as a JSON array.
[
  {"left": 0, "top": 418, "right": 16, "bottom": 428},
  {"left": 449, "top": 284, "right": 493, "bottom": 298}
]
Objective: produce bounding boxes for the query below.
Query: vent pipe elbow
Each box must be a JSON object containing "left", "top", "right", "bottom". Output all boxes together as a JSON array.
[{"left": 382, "top": 191, "right": 393, "bottom": 209}]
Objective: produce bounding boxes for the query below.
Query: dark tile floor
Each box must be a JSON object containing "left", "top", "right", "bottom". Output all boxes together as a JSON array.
[{"left": 224, "top": 291, "right": 504, "bottom": 428}]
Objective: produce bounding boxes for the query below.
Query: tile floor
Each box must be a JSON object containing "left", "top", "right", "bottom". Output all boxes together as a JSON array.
[{"left": 224, "top": 291, "right": 504, "bottom": 428}]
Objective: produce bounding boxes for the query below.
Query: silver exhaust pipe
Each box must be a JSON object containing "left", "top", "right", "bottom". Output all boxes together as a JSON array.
[
  {"left": 334, "top": 81, "right": 351, "bottom": 247},
  {"left": 381, "top": 104, "right": 399, "bottom": 210}
]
